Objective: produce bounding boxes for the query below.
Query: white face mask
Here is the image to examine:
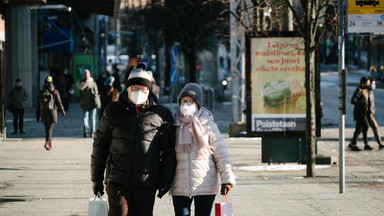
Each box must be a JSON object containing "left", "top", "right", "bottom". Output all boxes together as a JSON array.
[
  {"left": 180, "top": 103, "right": 197, "bottom": 116},
  {"left": 130, "top": 90, "right": 148, "bottom": 105}
]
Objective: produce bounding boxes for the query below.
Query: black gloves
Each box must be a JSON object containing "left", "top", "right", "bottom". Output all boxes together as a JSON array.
[
  {"left": 157, "top": 184, "right": 170, "bottom": 199},
  {"left": 220, "top": 183, "right": 232, "bottom": 195},
  {"left": 92, "top": 181, "right": 104, "bottom": 196}
]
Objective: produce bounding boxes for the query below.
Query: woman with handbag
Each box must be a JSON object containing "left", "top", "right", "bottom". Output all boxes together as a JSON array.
[
  {"left": 76, "top": 69, "right": 100, "bottom": 138},
  {"left": 36, "top": 76, "right": 66, "bottom": 150},
  {"left": 169, "top": 83, "right": 236, "bottom": 216}
]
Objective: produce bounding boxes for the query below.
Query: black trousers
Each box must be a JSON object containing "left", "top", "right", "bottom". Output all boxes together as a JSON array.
[
  {"left": 106, "top": 183, "right": 157, "bottom": 216},
  {"left": 351, "top": 114, "right": 369, "bottom": 145},
  {"left": 12, "top": 108, "right": 24, "bottom": 133}
]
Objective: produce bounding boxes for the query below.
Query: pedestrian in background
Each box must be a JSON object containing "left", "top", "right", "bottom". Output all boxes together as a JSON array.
[
  {"left": 152, "top": 77, "right": 160, "bottom": 99},
  {"left": 99, "top": 76, "right": 119, "bottom": 119},
  {"left": 9, "top": 78, "right": 28, "bottom": 134},
  {"left": 91, "top": 68, "right": 176, "bottom": 216},
  {"left": 53, "top": 69, "right": 69, "bottom": 111},
  {"left": 169, "top": 83, "right": 236, "bottom": 216},
  {"left": 36, "top": 76, "right": 66, "bottom": 150},
  {"left": 64, "top": 68, "right": 75, "bottom": 109},
  {"left": 349, "top": 76, "right": 372, "bottom": 151},
  {"left": 76, "top": 69, "right": 99, "bottom": 138},
  {"left": 367, "top": 77, "right": 384, "bottom": 150}
]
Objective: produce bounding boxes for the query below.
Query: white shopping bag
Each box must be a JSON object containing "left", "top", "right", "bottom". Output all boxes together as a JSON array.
[
  {"left": 88, "top": 193, "right": 108, "bottom": 216},
  {"left": 215, "top": 195, "right": 233, "bottom": 216}
]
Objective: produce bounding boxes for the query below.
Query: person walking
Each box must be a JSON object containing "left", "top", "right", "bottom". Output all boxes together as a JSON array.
[
  {"left": 54, "top": 69, "right": 69, "bottom": 111},
  {"left": 91, "top": 68, "right": 176, "bottom": 216},
  {"left": 76, "top": 69, "right": 99, "bottom": 138},
  {"left": 169, "top": 83, "right": 236, "bottom": 216},
  {"left": 36, "top": 76, "right": 66, "bottom": 150},
  {"left": 349, "top": 76, "right": 372, "bottom": 151},
  {"left": 367, "top": 77, "right": 384, "bottom": 150},
  {"left": 9, "top": 78, "right": 28, "bottom": 134},
  {"left": 99, "top": 76, "right": 119, "bottom": 119},
  {"left": 64, "top": 68, "right": 75, "bottom": 109}
]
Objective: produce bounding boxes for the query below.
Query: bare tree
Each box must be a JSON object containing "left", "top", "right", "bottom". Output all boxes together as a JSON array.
[
  {"left": 222, "top": 0, "right": 332, "bottom": 177},
  {"left": 283, "top": 0, "right": 329, "bottom": 177}
]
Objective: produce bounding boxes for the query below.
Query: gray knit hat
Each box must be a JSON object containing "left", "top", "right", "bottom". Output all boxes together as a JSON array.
[
  {"left": 126, "top": 68, "right": 153, "bottom": 89},
  {"left": 178, "top": 83, "right": 203, "bottom": 109}
]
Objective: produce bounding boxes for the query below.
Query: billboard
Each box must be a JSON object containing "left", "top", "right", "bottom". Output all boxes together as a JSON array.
[
  {"left": 248, "top": 37, "right": 306, "bottom": 133},
  {"left": 347, "top": 0, "right": 384, "bottom": 33}
]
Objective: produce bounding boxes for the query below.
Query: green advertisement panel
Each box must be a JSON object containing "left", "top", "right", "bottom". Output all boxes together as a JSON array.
[{"left": 73, "top": 54, "right": 95, "bottom": 97}]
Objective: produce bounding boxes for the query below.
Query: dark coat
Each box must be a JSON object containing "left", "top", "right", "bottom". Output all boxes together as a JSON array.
[
  {"left": 54, "top": 73, "right": 68, "bottom": 99},
  {"left": 36, "top": 88, "right": 65, "bottom": 123},
  {"left": 9, "top": 86, "right": 28, "bottom": 109},
  {"left": 91, "top": 90, "right": 176, "bottom": 190},
  {"left": 77, "top": 77, "right": 99, "bottom": 110},
  {"left": 351, "top": 86, "right": 369, "bottom": 122}
]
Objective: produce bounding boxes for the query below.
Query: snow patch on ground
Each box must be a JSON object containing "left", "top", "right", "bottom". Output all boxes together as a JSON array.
[{"left": 235, "top": 164, "right": 331, "bottom": 171}]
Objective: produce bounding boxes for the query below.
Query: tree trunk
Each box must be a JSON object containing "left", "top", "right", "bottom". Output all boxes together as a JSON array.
[{"left": 304, "top": 1, "right": 316, "bottom": 177}]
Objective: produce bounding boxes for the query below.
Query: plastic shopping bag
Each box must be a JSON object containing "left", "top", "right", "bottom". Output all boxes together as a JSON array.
[
  {"left": 215, "top": 195, "right": 233, "bottom": 216},
  {"left": 88, "top": 193, "right": 108, "bottom": 216}
]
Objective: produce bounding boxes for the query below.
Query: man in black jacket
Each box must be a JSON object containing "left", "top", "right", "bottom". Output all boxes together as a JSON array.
[
  {"left": 349, "top": 76, "right": 371, "bottom": 151},
  {"left": 91, "top": 68, "right": 176, "bottom": 216}
]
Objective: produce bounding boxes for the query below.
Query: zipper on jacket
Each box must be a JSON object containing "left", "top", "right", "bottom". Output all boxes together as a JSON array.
[{"left": 188, "top": 152, "right": 192, "bottom": 197}]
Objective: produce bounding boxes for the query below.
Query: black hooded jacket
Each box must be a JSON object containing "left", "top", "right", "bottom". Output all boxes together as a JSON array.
[
  {"left": 351, "top": 86, "right": 370, "bottom": 122},
  {"left": 91, "top": 90, "right": 176, "bottom": 189}
]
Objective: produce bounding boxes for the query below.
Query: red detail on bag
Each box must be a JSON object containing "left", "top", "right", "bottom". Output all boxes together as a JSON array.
[{"left": 215, "top": 203, "right": 221, "bottom": 216}]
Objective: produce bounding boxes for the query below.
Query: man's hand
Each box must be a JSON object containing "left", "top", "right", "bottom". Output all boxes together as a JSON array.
[
  {"left": 92, "top": 181, "right": 104, "bottom": 196},
  {"left": 157, "top": 184, "right": 170, "bottom": 199}
]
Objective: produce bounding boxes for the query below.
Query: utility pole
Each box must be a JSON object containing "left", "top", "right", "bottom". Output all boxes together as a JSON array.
[{"left": 338, "top": 0, "right": 346, "bottom": 194}]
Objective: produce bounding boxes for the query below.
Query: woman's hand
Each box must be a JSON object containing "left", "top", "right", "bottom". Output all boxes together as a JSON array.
[{"left": 220, "top": 183, "right": 232, "bottom": 195}]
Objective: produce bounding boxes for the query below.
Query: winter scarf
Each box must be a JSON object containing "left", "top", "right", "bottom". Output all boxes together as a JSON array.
[{"left": 178, "top": 108, "right": 214, "bottom": 156}]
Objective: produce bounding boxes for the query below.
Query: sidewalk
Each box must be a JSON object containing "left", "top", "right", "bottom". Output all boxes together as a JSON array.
[{"left": 1, "top": 102, "right": 384, "bottom": 215}]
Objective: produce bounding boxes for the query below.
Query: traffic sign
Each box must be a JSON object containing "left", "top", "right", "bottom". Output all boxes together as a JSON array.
[
  {"left": 171, "top": 45, "right": 177, "bottom": 65},
  {"left": 170, "top": 45, "right": 177, "bottom": 85},
  {"left": 347, "top": 0, "right": 384, "bottom": 33},
  {"left": 170, "top": 66, "right": 177, "bottom": 85}
]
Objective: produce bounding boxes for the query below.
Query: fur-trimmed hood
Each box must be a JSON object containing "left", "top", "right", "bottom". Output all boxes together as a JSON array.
[{"left": 76, "top": 77, "right": 94, "bottom": 91}]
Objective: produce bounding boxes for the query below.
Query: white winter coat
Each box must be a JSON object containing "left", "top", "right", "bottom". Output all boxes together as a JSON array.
[{"left": 169, "top": 108, "right": 236, "bottom": 197}]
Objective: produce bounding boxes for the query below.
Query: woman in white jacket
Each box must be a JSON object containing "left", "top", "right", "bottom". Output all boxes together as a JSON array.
[{"left": 169, "top": 83, "right": 236, "bottom": 216}]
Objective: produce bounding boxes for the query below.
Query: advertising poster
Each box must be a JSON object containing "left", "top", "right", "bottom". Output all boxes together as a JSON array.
[{"left": 250, "top": 37, "right": 306, "bottom": 132}]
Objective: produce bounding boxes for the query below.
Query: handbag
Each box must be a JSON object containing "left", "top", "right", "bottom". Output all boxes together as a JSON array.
[
  {"left": 88, "top": 193, "right": 108, "bottom": 216},
  {"left": 93, "top": 94, "right": 101, "bottom": 109},
  {"left": 91, "top": 84, "right": 101, "bottom": 109},
  {"left": 215, "top": 195, "right": 233, "bottom": 216}
]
